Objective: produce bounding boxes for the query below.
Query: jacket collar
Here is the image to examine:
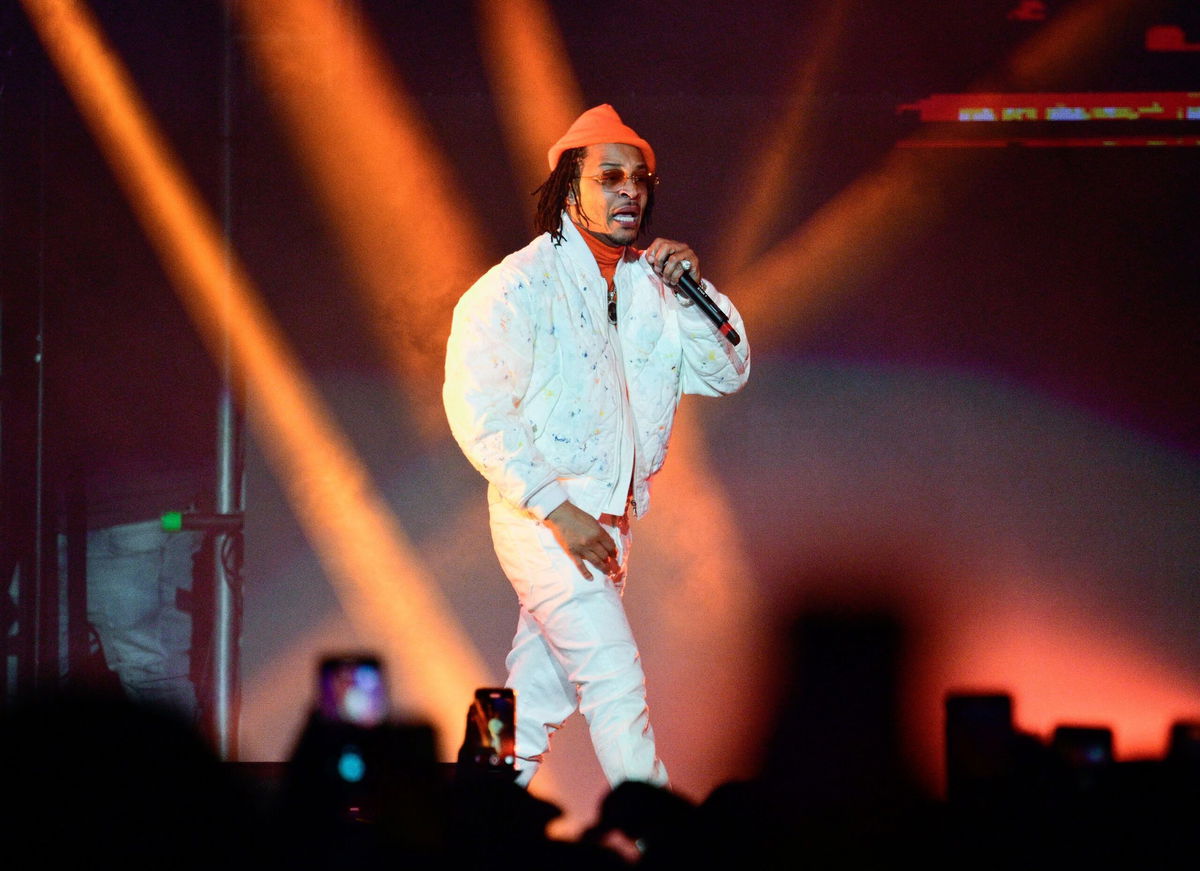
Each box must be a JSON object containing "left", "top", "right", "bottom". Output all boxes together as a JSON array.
[
  {"left": 556, "top": 213, "right": 604, "bottom": 285},
  {"left": 556, "top": 213, "right": 645, "bottom": 279},
  {"left": 557, "top": 214, "right": 610, "bottom": 327},
  {"left": 555, "top": 214, "right": 651, "bottom": 326}
]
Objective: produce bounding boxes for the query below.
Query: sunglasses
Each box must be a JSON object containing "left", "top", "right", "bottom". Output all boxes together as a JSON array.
[{"left": 581, "top": 169, "right": 660, "bottom": 192}]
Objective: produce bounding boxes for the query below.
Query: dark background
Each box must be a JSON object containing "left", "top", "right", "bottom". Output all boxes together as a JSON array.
[{"left": 4, "top": 0, "right": 1198, "bottom": 834}]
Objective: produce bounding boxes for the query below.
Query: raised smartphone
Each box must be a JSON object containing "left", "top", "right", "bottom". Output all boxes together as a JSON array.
[
  {"left": 469, "top": 687, "right": 516, "bottom": 769},
  {"left": 318, "top": 654, "right": 389, "bottom": 728}
]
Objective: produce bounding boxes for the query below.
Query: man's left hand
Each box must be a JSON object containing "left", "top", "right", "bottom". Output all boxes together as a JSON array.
[{"left": 644, "top": 239, "right": 700, "bottom": 288}]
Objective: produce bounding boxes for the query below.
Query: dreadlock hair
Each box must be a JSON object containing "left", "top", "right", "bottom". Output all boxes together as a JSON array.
[{"left": 533, "top": 146, "right": 656, "bottom": 243}]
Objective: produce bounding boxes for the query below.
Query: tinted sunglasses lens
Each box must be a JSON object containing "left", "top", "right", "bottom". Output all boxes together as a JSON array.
[{"left": 600, "top": 171, "right": 627, "bottom": 190}]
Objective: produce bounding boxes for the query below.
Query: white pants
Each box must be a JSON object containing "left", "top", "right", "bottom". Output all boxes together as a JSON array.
[
  {"left": 59, "top": 520, "right": 201, "bottom": 722},
  {"left": 488, "top": 498, "right": 668, "bottom": 789}
]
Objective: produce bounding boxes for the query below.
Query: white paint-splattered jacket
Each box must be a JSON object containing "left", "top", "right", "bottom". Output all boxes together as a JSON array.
[{"left": 443, "top": 217, "right": 750, "bottom": 521}]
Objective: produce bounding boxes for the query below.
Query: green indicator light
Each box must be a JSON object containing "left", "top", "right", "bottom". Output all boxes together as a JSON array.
[{"left": 161, "top": 511, "right": 183, "bottom": 532}]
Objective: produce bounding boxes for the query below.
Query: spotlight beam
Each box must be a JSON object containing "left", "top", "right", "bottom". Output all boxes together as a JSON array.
[
  {"left": 476, "top": 0, "right": 584, "bottom": 201},
  {"left": 233, "top": 0, "right": 493, "bottom": 429},
  {"left": 635, "top": 404, "right": 768, "bottom": 793},
  {"left": 713, "top": 0, "right": 850, "bottom": 279},
  {"left": 21, "top": 0, "right": 492, "bottom": 753},
  {"left": 735, "top": 0, "right": 1165, "bottom": 348}
]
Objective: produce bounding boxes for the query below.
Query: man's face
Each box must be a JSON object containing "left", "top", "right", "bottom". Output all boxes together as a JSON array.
[{"left": 568, "top": 143, "right": 650, "bottom": 247}]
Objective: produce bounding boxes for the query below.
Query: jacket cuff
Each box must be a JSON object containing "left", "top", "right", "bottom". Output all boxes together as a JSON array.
[
  {"left": 524, "top": 480, "right": 569, "bottom": 521},
  {"left": 676, "top": 288, "right": 727, "bottom": 331}
]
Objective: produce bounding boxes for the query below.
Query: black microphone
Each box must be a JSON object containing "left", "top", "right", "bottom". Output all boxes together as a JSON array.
[{"left": 677, "top": 271, "right": 741, "bottom": 346}]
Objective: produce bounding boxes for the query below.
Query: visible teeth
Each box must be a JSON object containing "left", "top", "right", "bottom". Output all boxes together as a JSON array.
[{"left": 614, "top": 215, "right": 636, "bottom": 223}]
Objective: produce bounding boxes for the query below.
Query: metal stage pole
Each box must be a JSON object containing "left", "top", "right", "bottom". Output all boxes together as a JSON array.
[{"left": 212, "top": 0, "right": 243, "bottom": 761}]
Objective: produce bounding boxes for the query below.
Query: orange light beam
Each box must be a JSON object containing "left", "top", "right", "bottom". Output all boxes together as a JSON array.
[
  {"left": 236, "top": 0, "right": 582, "bottom": 801},
  {"left": 233, "top": 0, "right": 492, "bottom": 428},
  {"left": 713, "top": 0, "right": 850, "bottom": 279},
  {"left": 22, "top": 0, "right": 492, "bottom": 752},
  {"left": 735, "top": 0, "right": 1163, "bottom": 349},
  {"left": 475, "top": 0, "right": 584, "bottom": 202},
  {"left": 635, "top": 403, "right": 770, "bottom": 791}
]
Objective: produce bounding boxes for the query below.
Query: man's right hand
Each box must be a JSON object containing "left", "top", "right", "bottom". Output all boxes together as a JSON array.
[{"left": 544, "top": 501, "right": 618, "bottom": 579}]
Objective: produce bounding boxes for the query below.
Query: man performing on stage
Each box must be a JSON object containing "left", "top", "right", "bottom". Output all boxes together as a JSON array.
[{"left": 443, "top": 104, "right": 750, "bottom": 787}]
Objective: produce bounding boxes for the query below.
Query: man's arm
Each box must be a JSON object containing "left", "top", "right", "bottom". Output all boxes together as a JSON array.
[
  {"left": 544, "top": 501, "right": 618, "bottom": 579},
  {"left": 443, "top": 272, "right": 617, "bottom": 579},
  {"left": 643, "top": 238, "right": 750, "bottom": 397},
  {"left": 443, "top": 271, "right": 564, "bottom": 516}
]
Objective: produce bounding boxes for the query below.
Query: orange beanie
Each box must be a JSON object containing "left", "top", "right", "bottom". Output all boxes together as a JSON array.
[{"left": 547, "top": 104, "right": 656, "bottom": 173}]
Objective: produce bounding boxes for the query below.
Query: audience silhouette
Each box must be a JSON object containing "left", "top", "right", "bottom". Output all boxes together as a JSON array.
[{"left": 2, "top": 606, "right": 1197, "bottom": 869}]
